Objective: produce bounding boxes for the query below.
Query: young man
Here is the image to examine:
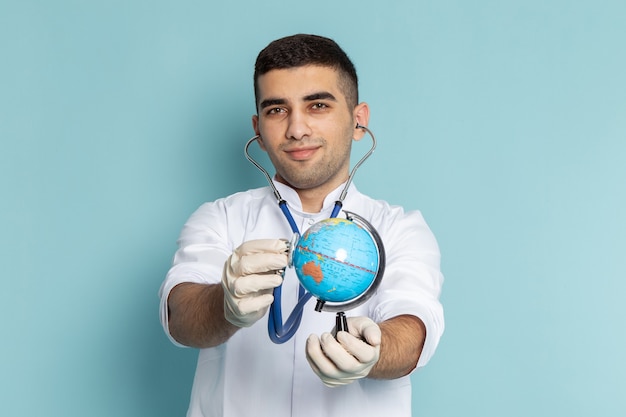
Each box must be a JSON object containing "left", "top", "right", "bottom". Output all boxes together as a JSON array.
[{"left": 159, "top": 34, "right": 444, "bottom": 417}]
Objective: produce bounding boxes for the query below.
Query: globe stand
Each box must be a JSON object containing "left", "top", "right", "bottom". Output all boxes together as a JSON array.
[
  {"left": 314, "top": 300, "right": 349, "bottom": 334},
  {"left": 334, "top": 311, "right": 349, "bottom": 335}
]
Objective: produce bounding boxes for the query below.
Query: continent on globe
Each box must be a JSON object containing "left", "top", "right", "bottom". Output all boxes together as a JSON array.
[{"left": 302, "top": 261, "right": 323, "bottom": 284}]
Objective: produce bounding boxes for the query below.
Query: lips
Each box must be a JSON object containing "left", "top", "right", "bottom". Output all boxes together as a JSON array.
[{"left": 284, "top": 146, "right": 320, "bottom": 161}]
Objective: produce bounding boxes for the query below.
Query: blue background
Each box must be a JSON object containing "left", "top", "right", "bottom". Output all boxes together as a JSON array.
[{"left": 1, "top": 1, "right": 624, "bottom": 416}]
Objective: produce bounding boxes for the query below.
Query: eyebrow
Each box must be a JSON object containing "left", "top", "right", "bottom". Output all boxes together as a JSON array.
[
  {"left": 259, "top": 98, "right": 286, "bottom": 110},
  {"left": 259, "top": 91, "right": 338, "bottom": 110},
  {"left": 303, "top": 91, "right": 337, "bottom": 102}
]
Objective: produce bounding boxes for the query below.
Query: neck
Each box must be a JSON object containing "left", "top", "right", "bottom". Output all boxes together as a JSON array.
[
  {"left": 281, "top": 179, "right": 346, "bottom": 213},
  {"left": 296, "top": 189, "right": 326, "bottom": 213},
  {"left": 274, "top": 170, "right": 350, "bottom": 213}
]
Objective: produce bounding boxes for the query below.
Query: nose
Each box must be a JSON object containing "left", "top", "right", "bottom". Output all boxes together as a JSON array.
[{"left": 285, "top": 111, "right": 312, "bottom": 141}]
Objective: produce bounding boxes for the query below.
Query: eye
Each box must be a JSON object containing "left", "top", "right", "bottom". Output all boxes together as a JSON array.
[
  {"left": 310, "top": 102, "right": 329, "bottom": 111},
  {"left": 266, "top": 107, "right": 286, "bottom": 116}
]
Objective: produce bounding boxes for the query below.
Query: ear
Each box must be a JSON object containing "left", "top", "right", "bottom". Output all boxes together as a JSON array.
[
  {"left": 352, "top": 102, "right": 370, "bottom": 141},
  {"left": 251, "top": 114, "right": 267, "bottom": 151}
]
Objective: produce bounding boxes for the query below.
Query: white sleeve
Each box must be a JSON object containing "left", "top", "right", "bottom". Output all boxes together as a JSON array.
[
  {"left": 158, "top": 202, "right": 232, "bottom": 347},
  {"left": 370, "top": 208, "right": 445, "bottom": 369}
]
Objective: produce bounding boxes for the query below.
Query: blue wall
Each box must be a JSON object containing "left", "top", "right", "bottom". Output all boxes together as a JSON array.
[{"left": 1, "top": 1, "right": 624, "bottom": 416}]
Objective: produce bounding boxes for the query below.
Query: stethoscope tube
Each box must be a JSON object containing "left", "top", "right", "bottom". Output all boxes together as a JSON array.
[{"left": 244, "top": 125, "right": 378, "bottom": 344}]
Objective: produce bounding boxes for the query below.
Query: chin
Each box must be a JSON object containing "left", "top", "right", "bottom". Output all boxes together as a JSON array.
[
  {"left": 278, "top": 170, "right": 335, "bottom": 191},
  {"left": 283, "top": 178, "right": 323, "bottom": 191}
]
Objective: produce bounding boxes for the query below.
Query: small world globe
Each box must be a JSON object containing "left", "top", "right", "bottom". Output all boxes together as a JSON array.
[{"left": 292, "top": 218, "right": 380, "bottom": 303}]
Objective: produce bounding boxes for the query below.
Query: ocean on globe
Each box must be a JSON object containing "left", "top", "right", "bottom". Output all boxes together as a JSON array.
[{"left": 292, "top": 218, "right": 379, "bottom": 303}]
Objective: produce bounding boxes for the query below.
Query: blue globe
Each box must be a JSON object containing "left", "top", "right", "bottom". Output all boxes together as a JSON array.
[{"left": 292, "top": 218, "right": 380, "bottom": 303}]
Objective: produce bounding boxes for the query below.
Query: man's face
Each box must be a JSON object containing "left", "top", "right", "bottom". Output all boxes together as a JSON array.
[{"left": 252, "top": 65, "right": 368, "bottom": 194}]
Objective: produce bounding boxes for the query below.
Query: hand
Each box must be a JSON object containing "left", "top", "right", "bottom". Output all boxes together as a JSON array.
[
  {"left": 306, "top": 316, "right": 381, "bottom": 387},
  {"left": 221, "top": 239, "right": 288, "bottom": 328}
]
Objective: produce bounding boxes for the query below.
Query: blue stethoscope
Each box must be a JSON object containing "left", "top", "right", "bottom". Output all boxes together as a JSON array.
[{"left": 244, "top": 125, "right": 384, "bottom": 344}]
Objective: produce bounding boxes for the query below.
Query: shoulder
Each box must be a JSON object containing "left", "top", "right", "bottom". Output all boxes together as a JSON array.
[
  {"left": 349, "top": 188, "right": 438, "bottom": 251},
  {"left": 191, "top": 186, "right": 273, "bottom": 217},
  {"left": 178, "top": 186, "right": 273, "bottom": 241},
  {"left": 349, "top": 188, "right": 425, "bottom": 227}
]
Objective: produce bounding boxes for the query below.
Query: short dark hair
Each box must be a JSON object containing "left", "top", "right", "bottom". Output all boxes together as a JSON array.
[{"left": 254, "top": 34, "right": 359, "bottom": 109}]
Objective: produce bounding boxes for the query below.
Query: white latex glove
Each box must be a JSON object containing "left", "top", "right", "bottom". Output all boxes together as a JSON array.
[
  {"left": 306, "top": 316, "right": 381, "bottom": 387},
  {"left": 222, "top": 239, "right": 288, "bottom": 328}
]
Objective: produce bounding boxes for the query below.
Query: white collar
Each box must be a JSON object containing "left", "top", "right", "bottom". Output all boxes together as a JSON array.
[{"left": 272, "top": 180, "right": 357, "bottom": 216}]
